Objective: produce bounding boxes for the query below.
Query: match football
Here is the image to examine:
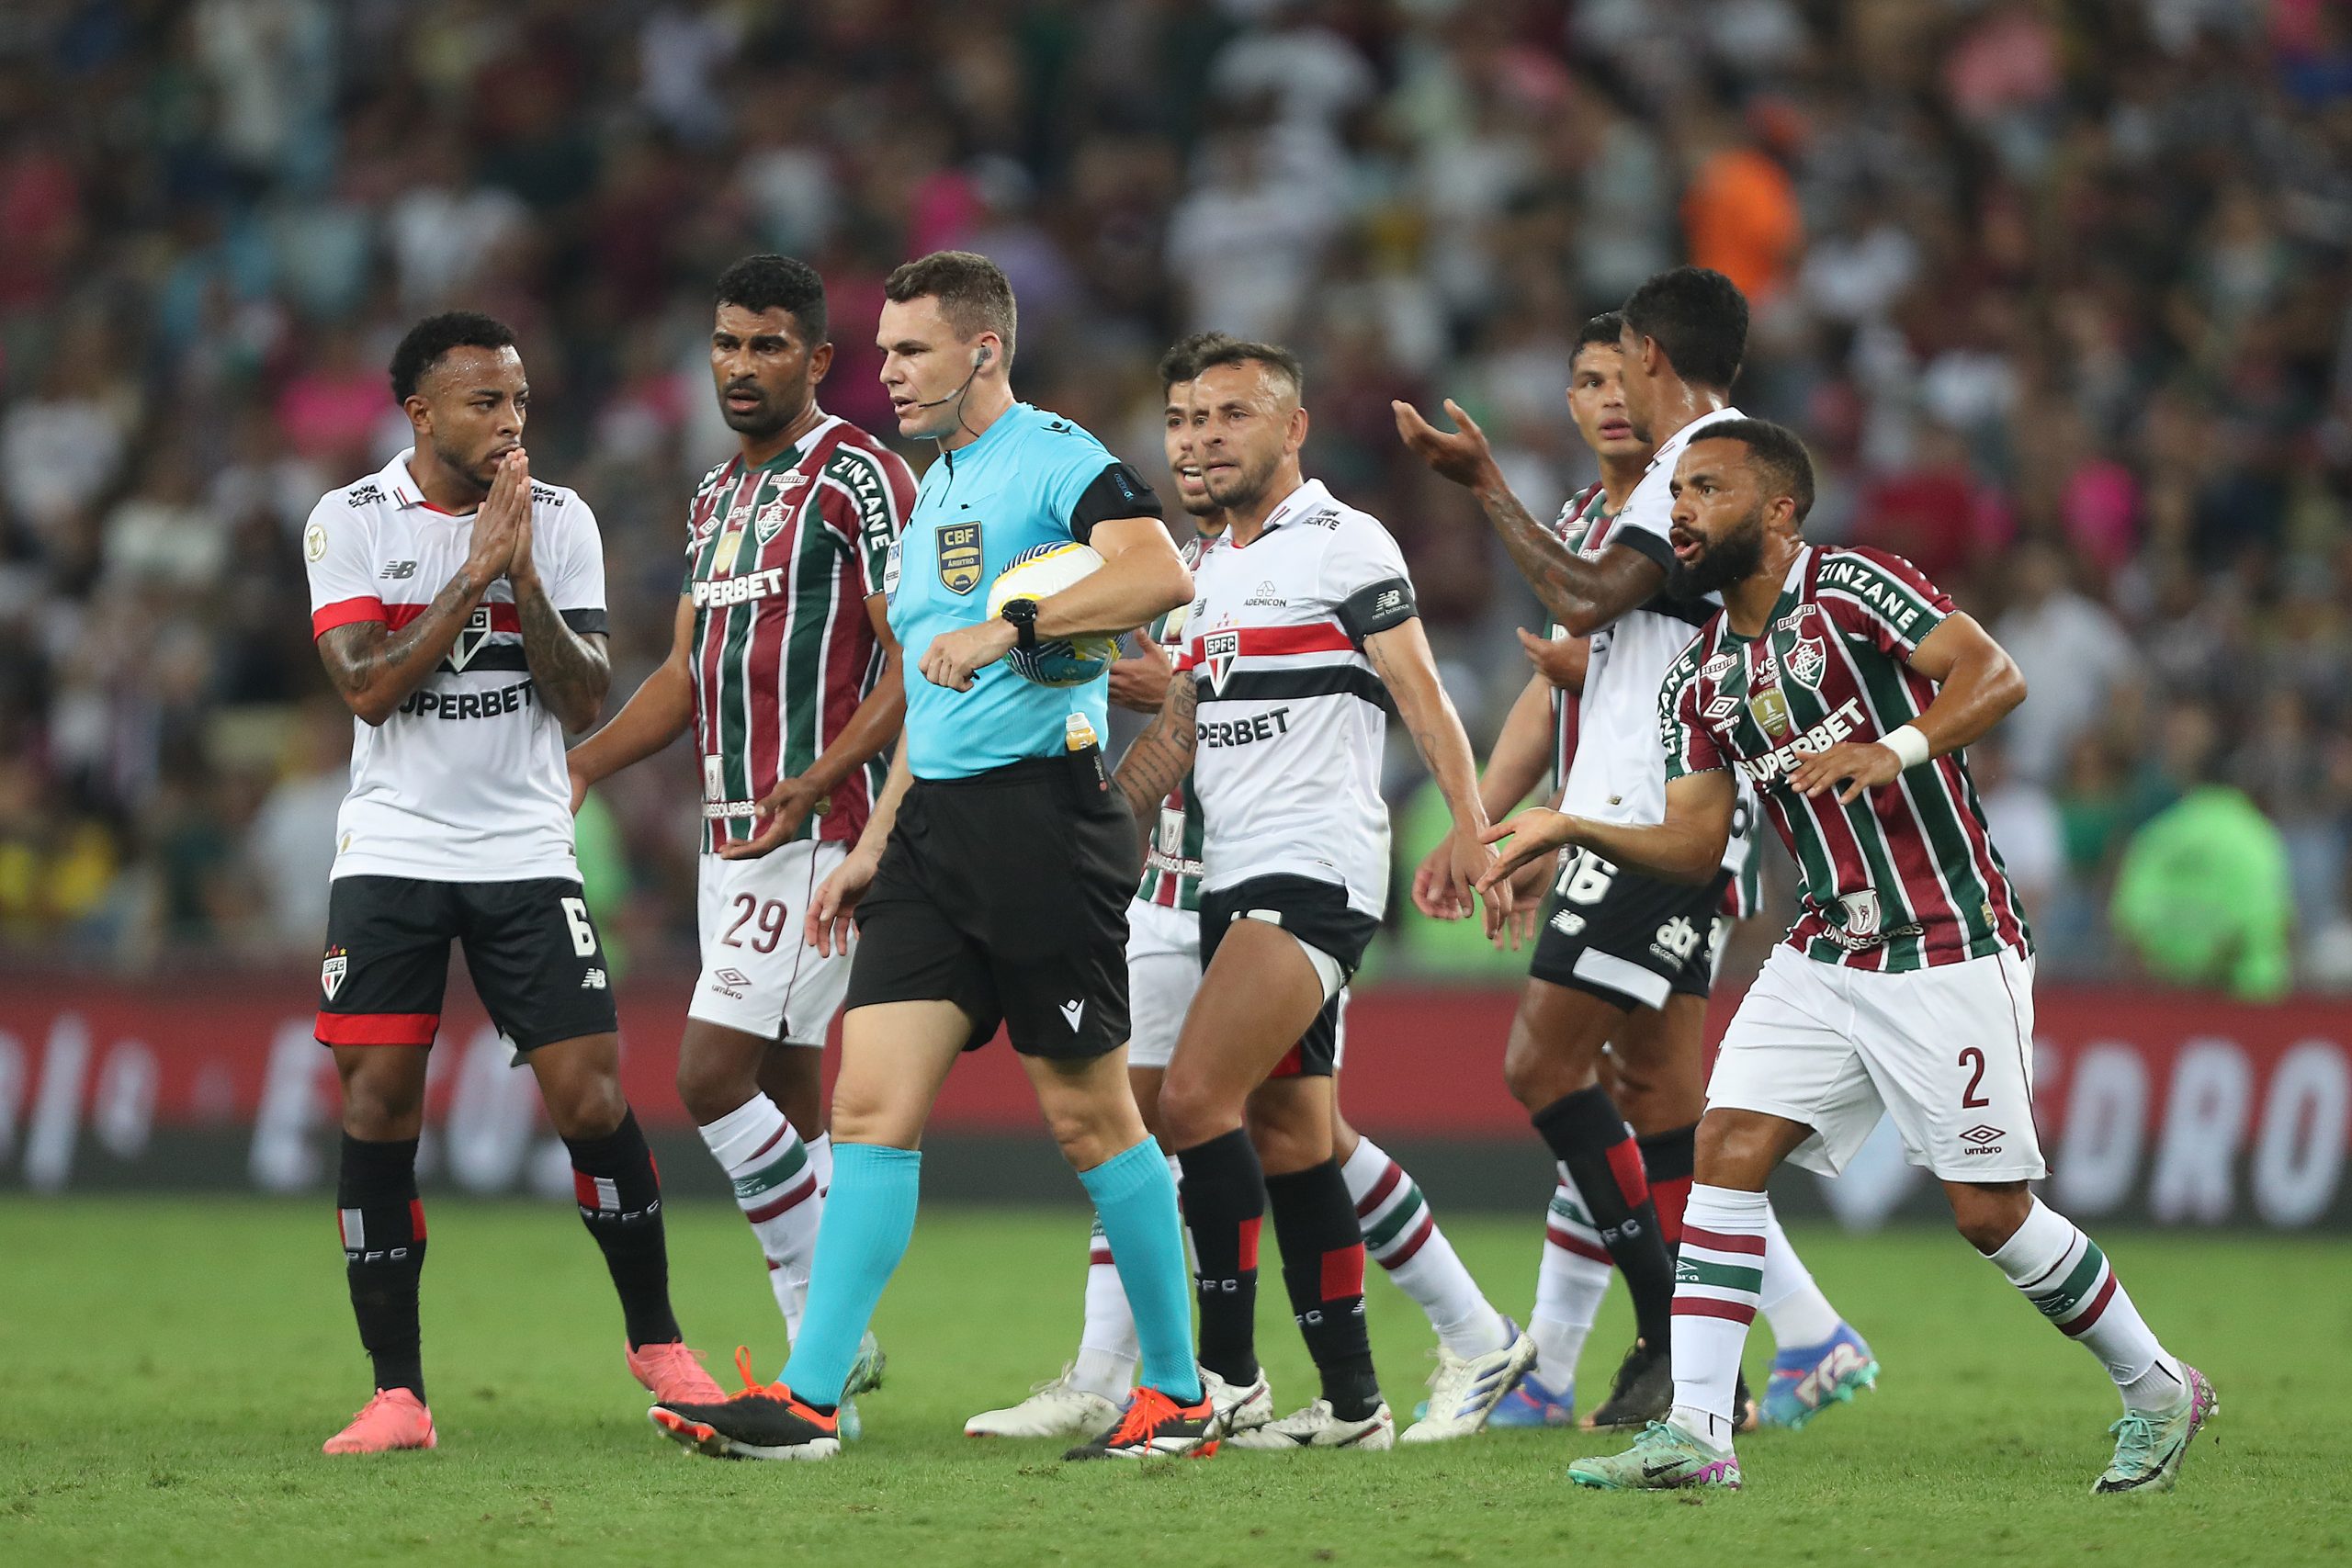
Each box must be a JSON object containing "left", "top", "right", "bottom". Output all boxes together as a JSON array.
[{"left": 3, "top": 4, "right": 2345, "bottom": 1566}]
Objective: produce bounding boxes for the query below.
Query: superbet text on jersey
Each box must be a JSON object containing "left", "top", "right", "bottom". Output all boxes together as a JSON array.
[
  {"left": 1661, "top": 544, "right": 2030, "bottom": 971},
  {"left": 304, "top": 450, "right": 605, "bottom": 883}
]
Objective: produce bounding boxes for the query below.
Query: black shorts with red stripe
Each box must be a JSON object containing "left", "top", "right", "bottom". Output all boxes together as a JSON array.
[{"left": 315, "top": 875, "right": 618, "bottom": 1052}]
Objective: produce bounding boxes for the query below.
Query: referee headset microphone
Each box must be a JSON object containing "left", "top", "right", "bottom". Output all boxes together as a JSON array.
[{"left": 913, "top": 344, "right": 992, "bottom": 453}]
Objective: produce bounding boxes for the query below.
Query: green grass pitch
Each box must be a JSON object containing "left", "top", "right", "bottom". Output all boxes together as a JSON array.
[{"left": 3, "top": 1198, "right": 2346, "bottom": 1566}]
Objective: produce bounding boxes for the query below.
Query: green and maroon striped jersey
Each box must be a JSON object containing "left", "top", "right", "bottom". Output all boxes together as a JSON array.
[
  {"left": 1659, "top": 545, "right": 2030, "bottom": 971},
  {"left": 1136, "top": 536, "right": 1208, "bottom": 911},
  {"left": 684, "top": 416, "right": 915, "bottom": 853}
]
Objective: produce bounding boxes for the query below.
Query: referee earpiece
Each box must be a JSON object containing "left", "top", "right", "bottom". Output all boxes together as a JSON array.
[{"left": 973, "top": 345, "right": 990, "bottom": 370}]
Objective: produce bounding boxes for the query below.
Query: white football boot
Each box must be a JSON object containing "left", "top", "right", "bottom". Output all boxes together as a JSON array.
[
  {"left": 1400, "top": 1320, "right": 1539, "bottom": 1443},
  {"left": 1200, "top": 1363, "right": 1274, "bottom": 1438},
  {"left": 1225, "top": 1397, "right": 1395, "bottom": 1450},
  {"left": 964, "top": 1365, "right": 1124, "bottom": 1439}
]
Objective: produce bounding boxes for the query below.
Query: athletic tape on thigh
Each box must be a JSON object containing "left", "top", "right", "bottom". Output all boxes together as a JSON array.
[{"left": 1241, "top": 909, "right": 1344, "bottom": 1003}]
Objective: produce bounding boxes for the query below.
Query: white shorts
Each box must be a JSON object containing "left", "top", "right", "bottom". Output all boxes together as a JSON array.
[
  {"left": 1707, "top": 944, "right": 2045, "bottom": 1182},
  {"left": 1125, "top": 898, "right": 1200, "bottom": 1071},
  {"left": 692, "top": 840, "right": 852, "bottom": 1046}
]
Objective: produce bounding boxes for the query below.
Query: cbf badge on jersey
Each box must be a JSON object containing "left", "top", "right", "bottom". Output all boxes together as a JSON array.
[{"left": 936, "top": 522, "right": 983, "bottom": 593}]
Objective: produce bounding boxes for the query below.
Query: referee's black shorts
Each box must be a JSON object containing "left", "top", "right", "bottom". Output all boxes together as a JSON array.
[{"left": 844, "top": 755, "right": 1133, "bottom": 1059}]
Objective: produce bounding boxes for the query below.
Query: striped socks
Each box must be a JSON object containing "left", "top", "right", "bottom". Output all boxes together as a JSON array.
[
  {"left": 697, "top": 1096, "right": 823, "bottom": 1341},
  {"left": 1667, "top": 1183, "right": 1769, "bottom": 1447},
  {"left": 1987, "top": 1198, "right": 2184, "bottom": 1412},
  {"left": 1531, "top": 1179, "right": 1612, "bottom": 1388},
  {"left": 1341, "top": 1135, "right": 1511, "bottom": 1359}
]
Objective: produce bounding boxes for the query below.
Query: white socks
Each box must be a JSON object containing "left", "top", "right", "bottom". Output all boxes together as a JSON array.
[
  {"left": 1758, "top": 1201, "right": 1844, "bottom": 1348},
  {"left": 1530, "top": 1179, "right": 1612, "bottom": 1389},
  {"left": 1667, "top": 1183, "right": 1768, "bottom": 1450},
  {"left": 697, "top": 1096, "right": 823, "bottom": 1341},
  {"left": 1987, "top": 1198, "right": 2184, "bottom": 1412},
  {"left": 1342, "top": 1135, "right": 1513, "bottom": 1359}
]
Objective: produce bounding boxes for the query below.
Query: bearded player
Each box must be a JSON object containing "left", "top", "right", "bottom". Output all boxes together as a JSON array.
[
  {"left": 1100, "top": 339, "right": 1518, "bottom": 1455},
  {"left": 1414, "top": 309, "right": 1869, "bottom": 1431},
  {"left": 1479, "top": 418, "right": 2214, "bottom": 1495},
  {"left": 305, "top": 312, "right": 724, "bottom": 1453},
  {"left": 567, "top": 255, "right": 912, "bottom": 1408},
  {"left": 972, "top": 334, "right": 1527, "bottom": 1445}
]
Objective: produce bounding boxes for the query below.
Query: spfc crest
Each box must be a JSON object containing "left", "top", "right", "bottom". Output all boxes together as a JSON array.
[
  {"left": 1785, "top": 634, "right": 1827, "bottom": 691},
  {"left": 1202, "top": 628, "right": 1240, "bottom": 695},
  {"left": 447, "top": 604, "right": 492, "bottom": 671},
  {"left": 321, "top": 946, "right": 348, "bottom": 1000},
  {"left": 1748, "top": 685, "right": 1792, "bottom": 740},
  {"left": 936, "top": 522, "right": 983, "bottom": 594}
]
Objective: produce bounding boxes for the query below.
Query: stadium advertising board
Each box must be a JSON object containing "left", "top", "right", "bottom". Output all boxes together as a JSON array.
[{"left": 0, "top": 974, "right": 2344, "bottom": 1227}]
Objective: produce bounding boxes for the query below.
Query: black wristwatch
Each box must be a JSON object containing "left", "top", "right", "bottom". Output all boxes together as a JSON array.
[{"left": 1000, "top": 596, "right": 1039, "bottom": 653}]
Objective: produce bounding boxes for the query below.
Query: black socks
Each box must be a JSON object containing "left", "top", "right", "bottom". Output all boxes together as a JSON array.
[
  {"left": 337, "top": 1134, "right": 427, "bottom": 1398},
  {"left": 565, "top": 1109, "right": 682, "bottom": 1349},
  {"left": 1534, "top": 1086, "right": 1677, "bottom": 1347},
  {"left": 1266, "top": 1159, "right": 1380, "bottom": 1420}
]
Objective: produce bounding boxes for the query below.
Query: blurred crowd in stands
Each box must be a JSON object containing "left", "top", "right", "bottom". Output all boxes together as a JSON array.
[{"left": 1, "top": 0, "right": 2348, "bottom": 996}]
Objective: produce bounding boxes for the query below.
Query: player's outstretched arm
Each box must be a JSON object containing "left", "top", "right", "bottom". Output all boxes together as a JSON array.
[
  {"left": 1481, "top": 770, "right": 1736, "bottom": 894},
  {"left": 1364, "top": 617, "right": 1507, "bottom": 931},
  {"left": 719, "top": 598, "right": 908, "bottom": 861},
  {"left": 1785, "top": 613, "right": 2026, "bottom": 803},
  {"left": 315, "top": 450, "right": 526, "bottom": 726},
  {"left": 1391, "top": 398, "right": 1664, "bottom": 635},
  {"left": 1111, "top": 670, "right": 1199, "bottom": 870},
  {"left": 566, "top": 595, "right": 695, "bottom": 810}
]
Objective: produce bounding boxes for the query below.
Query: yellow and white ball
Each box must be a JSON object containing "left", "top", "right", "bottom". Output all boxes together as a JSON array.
[{"left": 986, "top": 542, "right": 1121, "bottom": 686}]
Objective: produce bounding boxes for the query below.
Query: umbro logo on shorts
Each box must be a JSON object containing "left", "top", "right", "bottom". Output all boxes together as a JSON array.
[{"left": 1960, "top": 1124, "right": 2006, "bottom": 1152}]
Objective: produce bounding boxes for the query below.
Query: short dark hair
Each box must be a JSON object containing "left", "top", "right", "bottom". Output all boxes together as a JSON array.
[
  {"left": 1189, "top": 336, "right": 1306, "bottom": 401},
  {"left": 883, "top": 250, "right": 1017, "bottom": 358},
  {"left": 390, "top": 311, "right": 517, "bottom": 403},
  {"left": 1159, "top": 331, "right": 1240, "bottom": 393},
  {"left": 715, "top": 254, "right": 828, "bottom": 344},
  {"left": 1621, "top": 267, "right": 1747, "bottom": 390},
  {"left": 1696, "top": 416, "right": 1815, "bottom": 525},
  {"left": 1575, "top": 310, "right": 1624, "bottom": 354}
]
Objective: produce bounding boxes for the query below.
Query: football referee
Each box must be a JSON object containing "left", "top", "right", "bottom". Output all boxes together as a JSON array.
[{"left": 650, "top": 252, "right": 1212, "bottom": 1461}]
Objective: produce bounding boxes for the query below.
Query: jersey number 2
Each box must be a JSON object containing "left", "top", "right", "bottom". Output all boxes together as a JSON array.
[{"left": 1958, "top": 1047, "right": 1989, "bottom": 1109}]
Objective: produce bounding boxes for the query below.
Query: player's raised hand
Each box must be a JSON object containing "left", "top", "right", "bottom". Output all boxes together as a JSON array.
[
  {"left": 1435, "top": 822, "right": 1509, "bottom": 932},
  {"left": 503, "top": 448, "right": 537, "bottom": 586},
  {"left": 806, "top": 845, "right": 878, "bottom": 956},
  {"left": 1108, "top": 629, "right": 1172, "bottom": 713},
  {"left": 1477, "top": 807, "right": 1581, "bottom": 891},
  {"left": 465, "top": 447, "right": 526, "bottom": 580},
  {"left": 716, "top": 777, "right": 828, "bottom": 861},
  {"left": 1789, "top": 739, "right": 1905, "bottom": 804},
  {"left": 1392, "top": 398, "right": 1499, "bottom": 491}
]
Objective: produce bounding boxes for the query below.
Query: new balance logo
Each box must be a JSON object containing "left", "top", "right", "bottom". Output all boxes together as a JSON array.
[
  {"left": 581, "top": 967, "right": 607, "bottom": 990},
  {"left": 1550, "top": 909, "right": 1586, "bottom": 937},
  {"left": 1058, "top": 998, "right": 1085, "bottom": 1031},
  {"left": 379, "top": 560, "right": 419, "bottom": 581}
]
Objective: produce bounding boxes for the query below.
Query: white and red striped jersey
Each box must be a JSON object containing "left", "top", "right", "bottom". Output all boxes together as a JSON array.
[
  {"left": 303, "top": 449, "right": 605, "bottom": 884},
  {"left": 1661, "top": 544, "right": 2030, "bottom": 971},
  {"left": 1177, "top": 479, "right": 1419, "bottom": 918}
]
